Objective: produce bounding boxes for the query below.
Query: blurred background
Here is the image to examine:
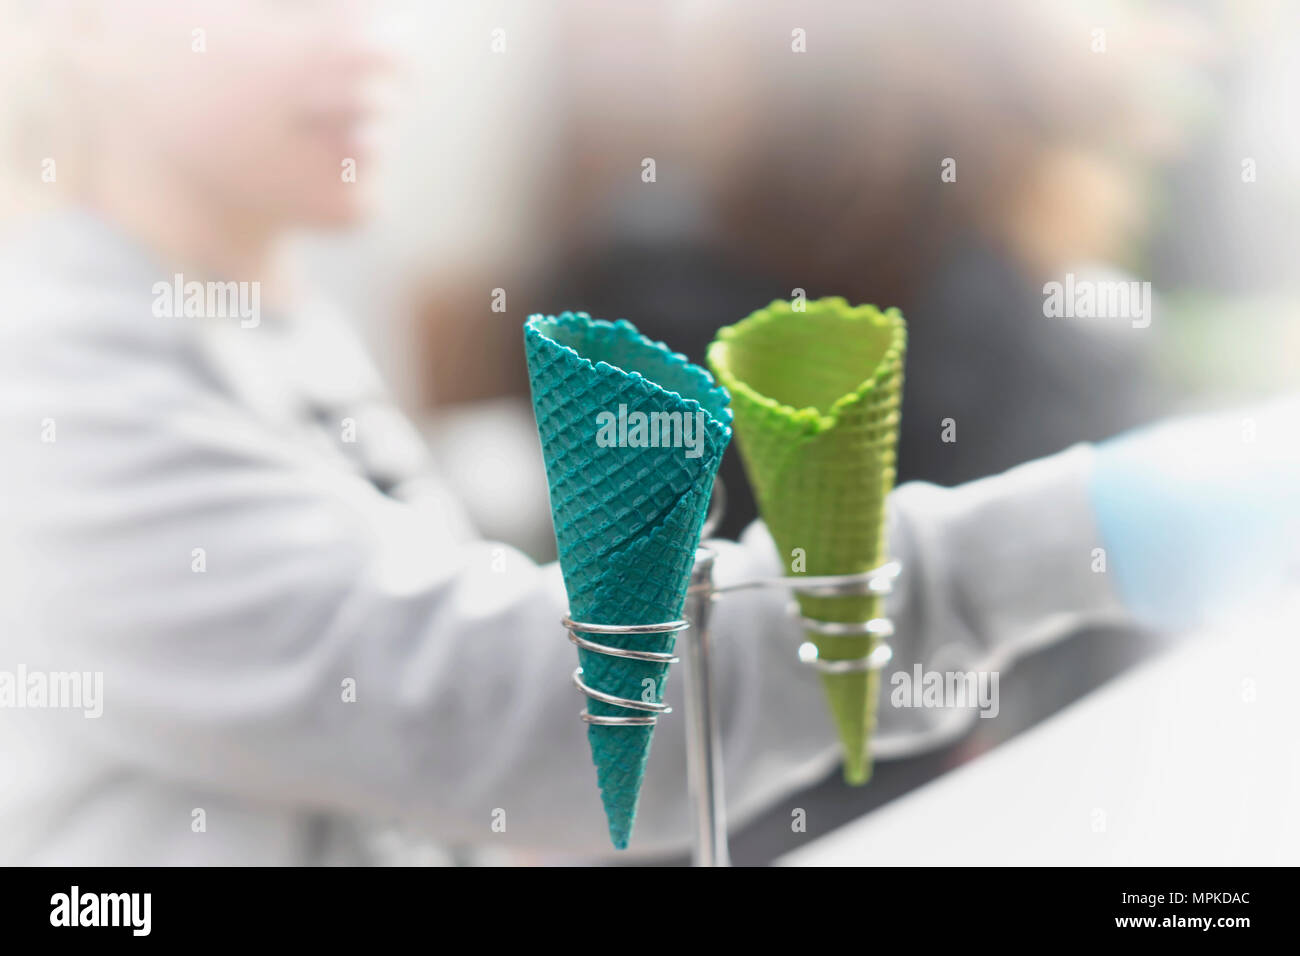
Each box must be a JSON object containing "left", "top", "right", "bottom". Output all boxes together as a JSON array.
[
  {"left": 5, "top": 0, "right": 1298, "bottom": 554},
  {"left": 320, "top": 0, "right": 1298, "bottom": 548},
  {"left": 1, "top": 0, "right": 1297, "bottom": 864}
]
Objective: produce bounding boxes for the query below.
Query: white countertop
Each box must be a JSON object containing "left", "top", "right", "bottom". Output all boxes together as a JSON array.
[{"left": 780, "top": 612, "right": 1299, "bottom": 865}]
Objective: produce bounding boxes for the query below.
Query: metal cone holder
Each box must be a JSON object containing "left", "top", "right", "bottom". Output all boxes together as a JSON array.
[{"left": 563, "top": 479, "right": 900, "bottom": 866}]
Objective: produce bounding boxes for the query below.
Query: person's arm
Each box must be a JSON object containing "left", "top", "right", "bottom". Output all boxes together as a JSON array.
[
  {"left": 0, "top": 313, "right": 836, "bottom": 858},
  {"left": 874, "top": 395, "right": 1300, "bottom": 752},
  {"left": 871, "top": 443, "right": 1128, "bottom": 752}
]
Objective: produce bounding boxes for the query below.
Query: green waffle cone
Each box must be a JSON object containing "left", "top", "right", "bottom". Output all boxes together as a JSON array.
[
  {"left": 707, "top": 298, "right": 905, "bottom": 784},
  {"left": 524, "top": 312, "right": 732, "bottom": 848}
]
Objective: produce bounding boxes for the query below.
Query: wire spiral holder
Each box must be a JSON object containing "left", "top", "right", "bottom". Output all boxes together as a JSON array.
[
  {"left": 561, "top": 478, "right": 900, "bottom": 866},
  {"left": 564, "top": 617, "right": 685, "bottom": 726}
]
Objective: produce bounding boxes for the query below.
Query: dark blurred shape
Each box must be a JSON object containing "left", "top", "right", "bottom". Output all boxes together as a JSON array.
[{"left": 538, "top": 233, "right": 1170, "bottom": 538}]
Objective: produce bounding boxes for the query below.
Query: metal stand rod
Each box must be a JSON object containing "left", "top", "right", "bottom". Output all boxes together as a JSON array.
[{"left": 681, "top": 548, "right": 728, "bottom": 867}]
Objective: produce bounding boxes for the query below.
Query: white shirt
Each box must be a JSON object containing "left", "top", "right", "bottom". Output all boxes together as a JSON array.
[{"left": 0, "top": 210, "right": 1121, "bottom": 864}]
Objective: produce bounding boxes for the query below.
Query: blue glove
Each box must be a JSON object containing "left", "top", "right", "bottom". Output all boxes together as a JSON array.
[{"left": 1090, "top": 397, "right": 1300, "bottom": 631}]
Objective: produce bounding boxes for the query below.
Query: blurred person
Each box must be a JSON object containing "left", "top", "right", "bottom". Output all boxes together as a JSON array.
[
  {"left": 0, "top": 0, "right": 895, "bottom": 865},
  {"left": 481, "top": 0, "right": 1217, "bottom": 537},
  {"left": 0, "top": 0, "right": 1295, "bottom": 868}
]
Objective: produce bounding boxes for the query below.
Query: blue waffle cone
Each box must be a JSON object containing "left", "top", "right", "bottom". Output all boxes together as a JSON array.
[{"left": 524, "top": 313, "right": 732, "bottom": 848}]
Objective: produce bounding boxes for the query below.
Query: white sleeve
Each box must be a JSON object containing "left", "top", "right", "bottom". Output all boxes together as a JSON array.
[{"left": 874, "top": 444, "right": 1129, "bottom": 753}]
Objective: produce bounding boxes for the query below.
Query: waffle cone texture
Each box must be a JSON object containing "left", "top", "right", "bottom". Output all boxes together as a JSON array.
[
  {"left": 524, "top": 312, "right": 732, "bottom": 848},
  {"left": 708, "top": 298, "right": 906, "bottom": 784}
]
